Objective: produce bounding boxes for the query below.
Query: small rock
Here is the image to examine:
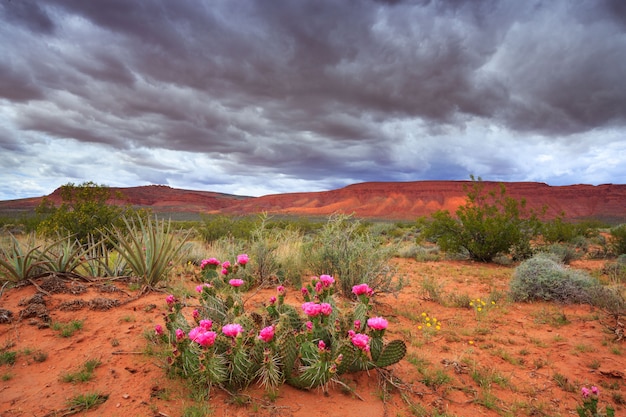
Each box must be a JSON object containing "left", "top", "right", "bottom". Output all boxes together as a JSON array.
[{"left": 122, "top": 394, "right": 130, "bottom": 399}]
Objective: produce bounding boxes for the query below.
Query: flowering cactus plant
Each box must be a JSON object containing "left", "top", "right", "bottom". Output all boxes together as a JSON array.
[{"left": 157, "top": 255, "right": 407, "bottom": 396}]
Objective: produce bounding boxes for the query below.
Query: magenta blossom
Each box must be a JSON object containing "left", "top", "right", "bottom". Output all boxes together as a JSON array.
[
  {"left": 319, "top": 302, "right": 332, "bottom": 316},
  {"left": 229, "top": 278, "right": 244, "bottom": 287},
  {"left": 302, "top": 302, "right": 322, "bottom": 317},
  {"left": 305, "top": 321, "right": 313, "bottom": 331},
  {"left": 166, "top": 294, "right": 176, "bottom": 305},
  {"left": 269, "top": 296, "right": 277, "bottom": 305},
  {"left": 192, "top": 309, "right": 199, "bottom": 319},
  {"left": 367, "top": 316, "right": 388, "bottom": 331},
  {"left": 175, "top": 328, "right": 185, "bottom": 341},
  {"left": 154, "top": 324, "right": 163, "bottom": 335},
  {"left": 277, "top": 285, "right": 285, "bottom": 294},
  {"left": 591, "top": 386, "right": 599, "bottom": 395},
  {"left": 195, "top": 283, "right": 211, "bottom": 293},
  {"left": 354, "top": 320, "right": 361, "bottom": 330},
  {"left": 200, "top": 319, "right": 213, "bottom": 330},
  {"left": 351, "top": 333, "right": 370, "bottom": 352},
  {"left": 222, "top": 323, "right": 244, "bottom": 338},
  {"left": 318, "top": 340, "right": 326, "bottom": 350},
  {"left": 582, "top": 387, "right": 591, "bottom": 398},
  {"left": 319, "top": 274, "right": 335, "bottom": 287},
  {"left": 189, "top": 327, "right": 217, "bottom": 347},
  {"left": 200, "top": 258, "right": 220, "bottom": 269},
  {"left": 352, "top": 283, "right": 373, "bottom": 296},
  {"left": 258, "top": 326, "right": 275, "bottom": 343},
  {"left": 301, "top": 287, "right": 309, "bottom": 296},
  {"left": 236, "top": 254, "right": 249, "bottom": 265}
]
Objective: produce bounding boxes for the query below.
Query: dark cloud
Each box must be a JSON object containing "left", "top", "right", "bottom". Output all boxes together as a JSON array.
[{"left": 0, "top": 0, "right": 625, "bottom": 200}]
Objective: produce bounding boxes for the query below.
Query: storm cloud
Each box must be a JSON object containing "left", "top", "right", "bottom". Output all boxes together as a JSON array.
[{"left": 1, "top": 0, "right": 625, "bottom": 200}]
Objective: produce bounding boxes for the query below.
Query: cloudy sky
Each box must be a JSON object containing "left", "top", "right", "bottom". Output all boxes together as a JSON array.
[{"left": 1, "top": 0, "right": 625, "bottom": 200}]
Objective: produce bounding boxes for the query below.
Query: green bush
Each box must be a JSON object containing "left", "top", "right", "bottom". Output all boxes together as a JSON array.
[
  {"left": 421, "top": 176, "right": 541, "bottom": 262},
  {"left": 540, "top": 243, "right": 580, "bottom": 265},
  {"left": 610, "top": 224, "right": 626, "bottom": 255},
  {"left": 36, "top": 182, "right": 136, "bottom": 245},
  {"left": 304, "top": 214, "right": 400, "bottom": 298},
  {"left": 510, "top": 254, "right": 597, "bottom": 303}
]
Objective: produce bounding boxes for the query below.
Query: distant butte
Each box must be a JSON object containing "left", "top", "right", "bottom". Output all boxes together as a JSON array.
[{"left": 1, "top": 181, "right": 625, "bottom": 222}]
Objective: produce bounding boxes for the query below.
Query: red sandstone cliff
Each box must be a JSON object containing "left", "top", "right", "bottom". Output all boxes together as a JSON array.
[{"left": 1, "top": 182, "right": 624, "bottom": 222}]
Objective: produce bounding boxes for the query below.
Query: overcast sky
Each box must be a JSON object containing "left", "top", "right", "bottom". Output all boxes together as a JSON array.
[{"left": 1, "top": 0, "right": 625, "bottom": 200}]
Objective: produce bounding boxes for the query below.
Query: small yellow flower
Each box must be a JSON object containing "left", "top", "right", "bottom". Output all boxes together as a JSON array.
[
  {"left": 426, "top": 323, "right": 431, "bottom": 327},
  {"left": 477, "top": 308, "right": 482, "bottom": 312},
  {"left": 469, "top": 340, "right": 474, "bottom": 345},
  {"left": 469, "top": 302, "right": 474, "bottom": 306},
  {"left": 421, "top": 312, "right": 427, "bottom": 317},
  {"left": 435, "top": 325, "right": 441, "bottom": 331},
  {"left": 418, "top": 325, "right": 422, "bottom": 330},
  {"left": 481, "top": 301, "right": 486, "bottom": 306},
  {"left": 491, "top": 301, "right": 496, "bottom": 305},
  {"left": 425, "top": 317, "right": 430, "bottom": 321}
]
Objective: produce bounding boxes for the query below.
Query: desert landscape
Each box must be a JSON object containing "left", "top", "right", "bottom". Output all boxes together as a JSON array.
[
  {"left": 0, "top": 257, "right": 624, "bottom": 417},
  {"left": 0, "top": 181, "right": 625, "bottom": 417}
]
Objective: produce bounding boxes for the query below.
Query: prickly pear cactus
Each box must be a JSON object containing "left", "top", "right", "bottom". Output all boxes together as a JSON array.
[{"left": 374, "top": 339, "right": 406, "bottom": 368}]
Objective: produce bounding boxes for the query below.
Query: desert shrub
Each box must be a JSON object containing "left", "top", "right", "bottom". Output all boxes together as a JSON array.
[
  {"left": 197, "top": 215, "right": 256, "bottom": 243},
  {"left": 586, "top": 285, "right": 626, "bottom": 321},
  {"left": 540, "top": 243, "right": 581, "bottom": 264},
  {"left": 609, "top": 224, "right": 626, "bottom": 255},
  {"left": 304, "top": 214, "right": 401, "bottom": 298},
  {"left": 510, "top": 254, "right": 597, "bottom": 303},
  {"left": 36, "top": 182, "right": 137, "bottom": 245},
  {"left": 421, "top": 176, "right": 541, "bottom": 262}
]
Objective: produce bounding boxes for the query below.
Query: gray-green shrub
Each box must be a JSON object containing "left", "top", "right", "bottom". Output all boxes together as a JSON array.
[
  {"left": 304, "top": 214, "right": 401, "bottom": 297},
  {"left": 510, "top": 254, "right": 597, "bottom": 303}
]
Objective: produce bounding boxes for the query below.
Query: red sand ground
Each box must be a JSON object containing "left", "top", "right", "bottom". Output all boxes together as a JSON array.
[{"left": 1, "top": 258, "right": 624, "bottom": 417}]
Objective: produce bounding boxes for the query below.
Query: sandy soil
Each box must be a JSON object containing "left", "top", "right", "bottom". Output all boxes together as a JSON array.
[{"left": 1, "top": 258, "right": 624, "bottom": 417}]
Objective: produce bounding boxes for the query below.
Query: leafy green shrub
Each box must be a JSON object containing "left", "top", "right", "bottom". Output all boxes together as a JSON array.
[
  {"left": 304, "top": 214, "right": 400, "bottom": 297},
  {"left": 198, "top": 215, "right": 256, "bottom": 243},
  {"left": 159, "top": 262, "right": 406, "bottom": 397},
  {"left": 510, "top": 254, "right": 597, "bottom": 303},
  {"left": 36, "top": 182, "right": 133, "bottom": 245},
  {"left": 421, "top": 177, "right": 541, "bottom": 262}
]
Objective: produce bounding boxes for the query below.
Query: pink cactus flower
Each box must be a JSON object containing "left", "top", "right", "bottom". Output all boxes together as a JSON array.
[
  {"left": 352, "top": 283, "right": 373, "bottom": 296},
  {"left": 305, "top": 321, "right": 313, "bottom": 331},
  {"left": 301, "top": 287, "right": 309, "bottom": 296},
  {"left": 277, "top": 285, "right": 285, "bottom": 294},
  {"left": 354, "top": 320, "right": 361, "bottom": 329},
  {"left": 591, "top": 386, "right": 599, "bottom": 395},
  {"left": 258, "top": 326, "right": 275, "bottom": 343},
  {"left": 351, "top": 333, "right": 370, "bottom": 351},
  {"left": 269, "top": 296, "right": 277, "bottom": 305},
  {"left": 200, "top": 319, "right": 213, "bottom": 330},
  {"left": 166, "top": 294, "right": 175, "bottom": 305},
  {"left": 229, "top": 279, "right": 244, "bottom": 287},
  {"left": 236, "top": 254, "right": 249, "bottom": 265},
  {"left": 319, "top": 274, "right": 335, "bottom": 287},
  {"left": 302, "top": 302, "right": 322, "bottom": 317},
  {"left": 319, "top": 302, "right": 332, "bottom": 316},
  {"left": 175, "top": 328, "right": 185, "bottom": 341},
  {"left": 582, "top": 387, "right": 591, "bottom": 398},
  {"left": 318, "top": 340, "right": 326, "bottom": 350},
  {"left": 222, "top": 323, "right": 244, "bottom": 338},
  {"left": 367, "top": 316, "right": 388, "bottom": 331},
  {"left": 192, "top": 309, "right": 199, "bottom": 319},
  {"left": 154, "top": 324, "right": 163, "bottom": 335}
]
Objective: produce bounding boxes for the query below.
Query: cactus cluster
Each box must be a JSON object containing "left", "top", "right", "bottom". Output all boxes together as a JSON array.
[{"left": 158, "top": 256, "right": 407, "bottom": 397}]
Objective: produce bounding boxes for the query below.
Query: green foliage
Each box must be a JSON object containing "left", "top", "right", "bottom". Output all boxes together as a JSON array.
[
  {"left": 36, "top": 181, "right": 134, "bottom": 245},
  {"left": 510, "top": 254, "right": 597, "bottom": 303},
  {"left": 198, "top": 215, "right": 257, "bottom": 243},
  {"left": 41, "top": 234, "right": 90, "bottom": 273},
  {"left": 0, "top": 350, "right": 17, "bottom": 366},
  {"left": 609, "top": 224, "right": 626, "bottom": 255},
  {"left": 0, "top": 233, "right": 48, "bottom": 282},
  {"left": 304, "top": 214, "right": 401, "bottom": 297},
  {"left": 66, "top": 392, "right": 108, "bottom": 412},
  {"left": 422, "top": 176, "right": 541, "bottom": 262},
  {"left": 60, "top": 359, "right": 101, "bottom": 383},
  {"left": 541, "top": 215, "right": 597, "bottom": 244},
  {"left": 105, "top": 215, "right": 191, "bottom": 289}
]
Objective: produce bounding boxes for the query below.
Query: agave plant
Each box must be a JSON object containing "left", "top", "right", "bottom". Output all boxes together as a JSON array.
[
  {"left": 0, "top": 233, "right": 48, "bottom": 282},
  {"left": 105, "top": 215, "right": 190, "bottom": 290},
  {"left": 41, "top": 233, "right": 91, "bottom": 274}
]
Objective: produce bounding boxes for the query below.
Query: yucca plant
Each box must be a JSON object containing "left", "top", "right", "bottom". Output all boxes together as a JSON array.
[
  {"left": 105, "top": 215, "right": 190, "bottom": 290},
  {"left": 41, "top": 233, "right": 90, "bottom": 274},
  {"left": 0, "top": 233, "right": 49, "bottom": 282},
  {"left": 79, "top": 236, "right": 129, "bottom": 278}
]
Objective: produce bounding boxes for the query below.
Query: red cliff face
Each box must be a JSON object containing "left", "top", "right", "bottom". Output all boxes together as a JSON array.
[
  {"left": 216, "top": 181, "right": 626, "bottom": 222},
  {"left": 1, "top": 182, "right": 625, "bottom": 222}
]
